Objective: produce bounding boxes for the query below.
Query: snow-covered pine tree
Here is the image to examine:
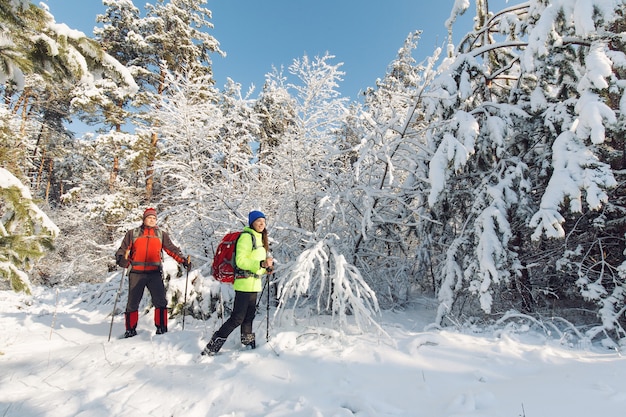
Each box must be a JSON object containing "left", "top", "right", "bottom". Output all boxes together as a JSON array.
[
  {"left": 0, "top": 1, "right": 140, "bottom": 286},
  {"left": 125, "top": 0, "right": 223, "bottom": 200},
  {"left": 1, "top": 1, "right": 138, "bottom": 205},
  {"left": 420, "top": 0, "right": 626, "bottom": 342},
  {"left": 0, "top": 168, "right": 59, "bottom": 293}
]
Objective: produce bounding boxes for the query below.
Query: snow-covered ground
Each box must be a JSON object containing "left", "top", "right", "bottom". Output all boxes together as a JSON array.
[{"left": 1, "top": 273, "right": 625, "bottom": 417}]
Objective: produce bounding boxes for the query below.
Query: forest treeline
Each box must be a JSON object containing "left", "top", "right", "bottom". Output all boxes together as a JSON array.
[{"left": 2, "top": 0, "right": 626, "bottom": 344}]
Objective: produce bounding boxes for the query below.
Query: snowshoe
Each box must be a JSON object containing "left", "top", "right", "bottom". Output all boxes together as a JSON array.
[
  {"left": 124, "top": 329, "right": 137, "bottom": 338},
  {"left": 201, "top": 336, "right": 226, "bottom": 356},
  {"left": 241, "top": 333, "right": 256, "bottom": 349}
]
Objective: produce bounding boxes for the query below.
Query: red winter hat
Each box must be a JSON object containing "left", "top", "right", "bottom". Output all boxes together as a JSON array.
[{"left": 143, "top": 207, "right": 157, "bottom": 220}]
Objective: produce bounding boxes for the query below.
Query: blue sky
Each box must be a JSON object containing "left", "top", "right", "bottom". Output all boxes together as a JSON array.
[{"left": 45, "top": 0, "right": 511, "bottom": 100}]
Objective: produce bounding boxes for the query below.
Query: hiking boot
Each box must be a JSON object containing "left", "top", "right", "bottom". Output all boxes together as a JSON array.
[
  {"left": 241, "top": 333, "right": 256, "bottom": 349},
  {"left": 154, "top": 308, "right": 168, "bottom": 333},
  {"left": 124, "top": 329, "right": 137, "bottom": 338},
  {"left": 201, "top": 336, "right": 227, "bottom": 356}
]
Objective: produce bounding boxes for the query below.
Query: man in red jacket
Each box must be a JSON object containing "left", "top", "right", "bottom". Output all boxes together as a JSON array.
[{"left": 115, "top": 208, "right": 191, "bottom": 338}]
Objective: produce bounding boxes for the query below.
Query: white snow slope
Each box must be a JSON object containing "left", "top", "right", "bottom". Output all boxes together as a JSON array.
[{"left": 1, "top": 277, "right": 625, "bottom": 417}]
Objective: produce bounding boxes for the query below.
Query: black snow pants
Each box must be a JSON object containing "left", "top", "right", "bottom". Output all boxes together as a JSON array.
[
  {"left": 214, "top": 291, "right": 258, "bottom": 338},
  {"left": 125, "top": 270, "right": 167, "bottom": 312}
]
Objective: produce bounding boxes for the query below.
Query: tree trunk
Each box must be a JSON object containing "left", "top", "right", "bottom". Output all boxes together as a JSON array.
[
  {"left": 144, "top": 68, "right": 166, "bottom": 200},
  {"left": 145, "top": 131, "right": 158, "bottom": 200},
  {"left": 45, "top": 158, "right": 53, "bottom": 203}
]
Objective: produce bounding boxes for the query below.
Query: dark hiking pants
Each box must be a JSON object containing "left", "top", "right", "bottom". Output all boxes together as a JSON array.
[
  {"left": 125, "top": 270, "right": 167, "bottom": 312},
  {"left": 214, "top": 291, "right": 258, "bottom": 338}
]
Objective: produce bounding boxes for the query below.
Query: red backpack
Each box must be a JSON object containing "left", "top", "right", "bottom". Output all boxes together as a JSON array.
[{"left": 212, "top": 231, "right": 257, "bottom": 283}]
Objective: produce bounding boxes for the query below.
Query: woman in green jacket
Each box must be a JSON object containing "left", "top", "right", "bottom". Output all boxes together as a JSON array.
[{"left": 202, "top": 210, "right": 274, "bottom": 355}]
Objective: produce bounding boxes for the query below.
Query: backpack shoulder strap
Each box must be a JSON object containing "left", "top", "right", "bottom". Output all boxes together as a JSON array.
[
  {"left": 131, "top": 226, "right": 163, "bottom": 243},
  {"left": 239, "top": 230, "right": 257, "bottom": 249},
  {"left": 130, "top": 227, "right": 141, "bottom": 245},
  {"left": 232, "top": 230, "right": 258, "bottom": 275}
]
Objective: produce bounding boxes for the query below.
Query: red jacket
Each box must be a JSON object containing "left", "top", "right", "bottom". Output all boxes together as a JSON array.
[{"left": 116, "top": 226, "right": 185, "bottom": 272}]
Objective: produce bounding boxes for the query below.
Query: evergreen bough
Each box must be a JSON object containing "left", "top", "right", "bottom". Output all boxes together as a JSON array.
[{"left": 0, "top": 168, "right": 58, "bottom": 294}]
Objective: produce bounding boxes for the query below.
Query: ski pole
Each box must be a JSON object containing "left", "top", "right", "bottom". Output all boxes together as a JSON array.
[
  {"left": 108, "top": 250, "right": 130, "bottom": 342},
  {"left": 218, "top": 285, "right": 225, "bottom": 325},
  {"left": 266, "top": 273, "right": 273, "bottom": 342},
  {"left": 182, "top": 255, "right": 190, "bottom": 330},
  {"left": 256, "top": 274, "right": 269, "bottom": 309}
]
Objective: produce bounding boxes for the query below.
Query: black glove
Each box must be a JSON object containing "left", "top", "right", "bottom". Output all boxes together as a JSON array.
[
  {"left": 265, "top": 265, "right": 274, "bottom": 274},
  {"left": 182, "top": 258, "right": 192, "bottom": 271},
  {"left": 117, "top": 255, "right": 130, "bottom": 269}
]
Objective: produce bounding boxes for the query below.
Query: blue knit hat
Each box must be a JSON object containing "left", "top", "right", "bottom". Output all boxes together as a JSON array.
[{"left": 248, "top": 210, "right": 266, "bottom": 226}]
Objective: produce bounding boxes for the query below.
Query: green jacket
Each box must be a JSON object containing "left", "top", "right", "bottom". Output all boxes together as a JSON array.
[{"left": 233, "top": 226, "right": 267, "bottom": 292}]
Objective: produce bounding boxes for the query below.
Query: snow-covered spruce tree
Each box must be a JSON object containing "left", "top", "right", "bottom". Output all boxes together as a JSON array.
[
  {"left": 130, "top": 0, "right": 222, "bottom": 201},
  {"left": 91, "top": 0, "right": 144, "bottom": 198},
  {"left": 522, "top": 0, "right": 626, "bottom": 341},
  {"left": 0, "top": 168, "right": 59, "bottom": 293},
  {"left": 255, "top": 68, "right": 298, "bottom": 167},
  {"left": 421, "top": 0, "right": 626, "bottom": 340},
  {"left": 76, "top": 0, "right": 141, "bottom": 137},
  {"left": 421, "top": 1, "right": 541, "bottom": 322}
]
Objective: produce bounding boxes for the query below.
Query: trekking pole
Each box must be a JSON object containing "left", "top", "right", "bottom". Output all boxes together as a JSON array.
[
  {"left": 218, "top": 286, "right": 225, "bottom": 326},
  {"left": 256, "top": 274, "right": 269, "bottom": 309},
  {"left": 182, "top": 255, "right": 191, "bottom": 330},
  {"left": 266, "top": 273, "right": 272, "bottom": 342},
  {"left": 108, "top": 250, "right": 130, "bottom": 342}
]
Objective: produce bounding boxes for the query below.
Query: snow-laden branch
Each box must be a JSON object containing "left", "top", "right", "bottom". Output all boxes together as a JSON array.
[{"left": 275, "top": 238, "right": 383, "bottom": 334}]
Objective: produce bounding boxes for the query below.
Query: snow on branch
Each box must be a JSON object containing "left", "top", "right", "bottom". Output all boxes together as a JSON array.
[
  {"left": 43, "top": 11, "right": 138, "bottom": 96},
  {"left": 529, "top": 130, "right": 616, "bottom": 240},
  {"left": 435, "top": 235, "right": 467, "bottom": 324},
  {"left": 1, "top": 168, "right": 59, "bottom": 293},
  {"left": 275, "top": 238, "right": 383, "bottom": 334},
  {"left": 0, "top": 168, "right": 59, "bottom": 237},
  {"left": 574, "top": 92, "right": 616, "bottom": 146},
  {"left": 471, "top": 198, "right": 514, "bottom": 312},
  {"left": 428, "top": 111, "right": 478, "bottom": 206},
  {"left": 328, "top": 247, "right": 382, "bottom": 331}
]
